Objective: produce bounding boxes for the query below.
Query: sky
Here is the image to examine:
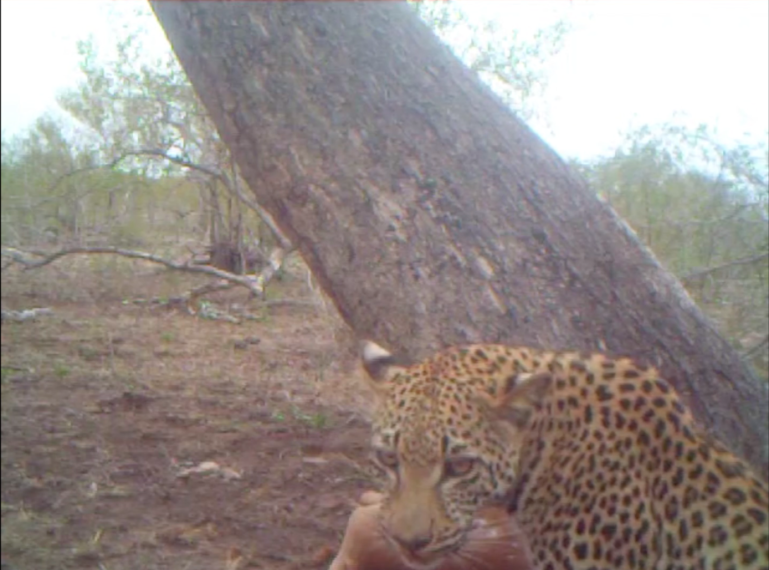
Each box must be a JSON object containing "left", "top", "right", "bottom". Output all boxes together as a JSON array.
[{"left": 1, "top": 0, "right": 767, "bottom": 162}]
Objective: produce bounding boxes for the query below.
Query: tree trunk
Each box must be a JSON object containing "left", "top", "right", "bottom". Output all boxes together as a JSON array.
[{"left": 150, "top": 1, "right": 768, "bottom": 478}]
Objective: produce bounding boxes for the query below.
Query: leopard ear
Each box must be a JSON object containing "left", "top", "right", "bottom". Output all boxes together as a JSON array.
[
  {"left": 482, "top": 372, "right": 552, "bottom": 429},
  {"left": 360, "top": 341, "right": 406, "bottom": 395}
]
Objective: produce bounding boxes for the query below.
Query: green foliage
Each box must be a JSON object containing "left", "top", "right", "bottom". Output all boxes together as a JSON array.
[
  {"left": 578, "top": 124, "right": 769, "bottom": 377},
  {"left": 411, "top": 1, "right": 570, "bottom": 122},
  {"left": 58, "top": 19, "right": 215, "bottom": 171},
  {"left": 53, "top": 364, "right": 71, "bottom": 378},
  {"left": 1, "top": 4, "right": 260, "bottom": 253},
  {"left": 160, "top": 331, "right": 176, "bottom": 343},
  {"left": 0, "top": 124, "right": 197, "bottom": 247},
  {"left": 1, "top": 3, "right": 765, "bottom": 381}
]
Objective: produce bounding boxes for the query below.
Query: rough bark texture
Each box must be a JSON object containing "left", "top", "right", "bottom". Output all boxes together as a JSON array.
[{"left": 151, "top": 1, "right": 768, "bottom": 478}]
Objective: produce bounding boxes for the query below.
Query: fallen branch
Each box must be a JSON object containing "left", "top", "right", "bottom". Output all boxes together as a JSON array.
[
  {"left": 253, "top": 248, "right": 286, "bottom": 295},
  {"left": 260, "top": 299, "right": 318, "bottom": 309},
  {"left": 1, "top": 308, "right": 54, "bottom": 322},
  {"left": 2, "top": 245, "right": 288, "bottom": 299},
  {"left": 0, "top": 365, "right": 34, "bottom": 373},
  {"left": 160, "top": 279, "right": 237, "bottom": 315}
]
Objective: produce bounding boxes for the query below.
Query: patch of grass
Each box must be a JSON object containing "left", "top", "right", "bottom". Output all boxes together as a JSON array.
[
  {"left": 270, "top": 410, "right": 286, "bottom": 422},
  {"left": 53, "top": 364, "right": 71, "bottom": 378},
  {"left": 1, "top": 367, "right": 14, "bottom": 383},
  {"left": 100, "top": 485, "right": 133, "bottom": 499},
  {"left": 312, "top": 352, "right": 335, "bottom": 385},
  {"left": 160, "top": 331, "right": 176, "bottom": 343},
  {"left": 77, "top": 345, "right": 102, "bottom": 361},
  {"left": 207, "top": 417, "right": 250, "bottom": 434},
  {"left": 0, "top": 508, "right": 67, "bottom": 570},
  {"left": 291, "top": 406, "right": 330, "bottom": 429},
  {"left": 306, "top": 412, "right": 329, "bottom": 429}
]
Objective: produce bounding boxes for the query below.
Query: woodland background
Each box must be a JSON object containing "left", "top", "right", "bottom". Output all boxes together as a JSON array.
[
  {"left": 1, "top": 4, "right": 767, "bottom": 569},
  {"left": 3, "top": 3, "right": 766, "bottom": 377}
]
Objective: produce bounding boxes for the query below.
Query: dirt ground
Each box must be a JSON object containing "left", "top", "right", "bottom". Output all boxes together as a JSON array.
[{"left": 1, "top": 257, "right": 378, "bottom": 570}]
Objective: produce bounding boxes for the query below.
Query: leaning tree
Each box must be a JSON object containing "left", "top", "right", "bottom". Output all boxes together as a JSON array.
[{"left": 150, "top": 2, "right": 768, "bottom": 478}]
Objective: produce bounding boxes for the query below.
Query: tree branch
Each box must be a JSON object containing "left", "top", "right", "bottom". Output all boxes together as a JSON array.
[
  {"left": 743, "top": 334, "right": 769, "bottom": 360},
  {"left": 227, "top": 160, "right": 293, "bottom": 250},
  {"left": 680, "top": 253, "right": 769, "bottom": 283},
  {"left": 44, "top": 148, "right": 294, "bottom": 252},
  {"left": 118, "top": 149, "right": 230, "bottom": 186},
  {"left": 2, "top": 245, "right": 288, "bottom": 298}
]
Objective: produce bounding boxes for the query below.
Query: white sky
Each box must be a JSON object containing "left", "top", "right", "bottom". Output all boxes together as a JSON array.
[{"left": 1, "top": 0, "right": 767, "bottom": 161}]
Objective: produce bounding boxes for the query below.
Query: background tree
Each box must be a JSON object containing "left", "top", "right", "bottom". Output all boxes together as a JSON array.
[
  {"left": 412, "top": 1, "right": 569, "bottom": 124},
  {"left": 150, "top": 1, "right": 768, "bottom": 477},
  {"left": 1, "top": 7, "right": 289, "bottom": 292},
  {"left": 576, "top": 123, "right": 769, "bottom": 378}
]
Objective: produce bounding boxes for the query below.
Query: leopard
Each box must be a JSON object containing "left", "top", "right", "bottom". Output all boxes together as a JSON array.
[{"left": 359, "top": 340, "right": 769, "bottom": 570}]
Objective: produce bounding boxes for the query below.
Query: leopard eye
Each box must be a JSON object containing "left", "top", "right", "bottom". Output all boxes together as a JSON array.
[
  {"left": 444, "top": 456, "right": 476, "bottom": 478},
  {"left": 375, "top": 449, "right": 399, "bottom": 470}
]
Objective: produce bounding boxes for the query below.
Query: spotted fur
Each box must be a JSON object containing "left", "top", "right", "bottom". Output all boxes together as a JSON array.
[{"left": 361, "top": 341, "right": 769, "bottom": 569}]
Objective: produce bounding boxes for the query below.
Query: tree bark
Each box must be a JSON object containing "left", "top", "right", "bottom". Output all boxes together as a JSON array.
[{"left": 150, "top": 1, "right": 768, "bottom": 478}]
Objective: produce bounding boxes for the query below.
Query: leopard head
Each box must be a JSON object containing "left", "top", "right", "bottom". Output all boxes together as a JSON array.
[{"left": 360, "top": 341, "right": 550, "bottom": 565}]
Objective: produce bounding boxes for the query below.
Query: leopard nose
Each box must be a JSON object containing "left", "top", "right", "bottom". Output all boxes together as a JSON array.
[{"left": 393, "top": 532, "right": 432, "bottom": 553}]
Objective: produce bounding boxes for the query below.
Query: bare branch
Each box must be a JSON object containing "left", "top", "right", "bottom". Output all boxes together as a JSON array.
[
  {"left": 43, "top": 148, "right": 294, "bottom": 252},
  {"left": 681, "top": 253, "right": 769, "bottom": 283},
  {"left": 1, "top": 247, "right": 36, "bottom": 265},
  {"left": 743, "top": 335, "right": 769, "bottom": 360},
  {"left": 228, "top": 165, "right": 293, "bottom": 250},
  {"left": 1, "top": 245, "right": 289, "bottom": 298},
  {"left": 627, "top": 203, "right": 766, "bottom": 229},
  {"left": 43, "top": 148, "right": 226, "bottom": 201},
  {"left": 252, "top": 247, "right": 287, "bottom": 294},
  {"left": 118, "top": 149, "right": 231, "bottom": 187}
]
